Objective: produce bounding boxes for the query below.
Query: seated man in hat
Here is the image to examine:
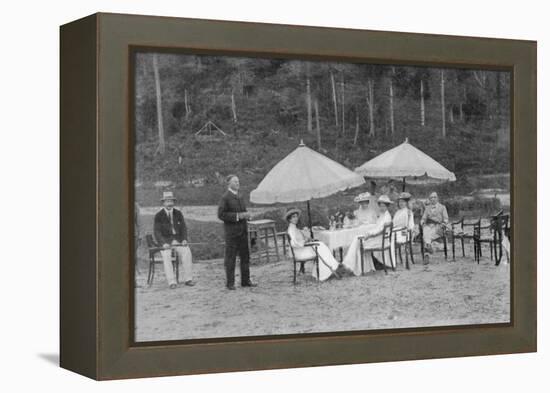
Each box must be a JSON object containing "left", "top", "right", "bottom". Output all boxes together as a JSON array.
[
  {"left": 154, "top": 191, "right": 195, "bottom": 289},
  {"left": 420, "top": 191, "right": 449, "bottom": 263}
]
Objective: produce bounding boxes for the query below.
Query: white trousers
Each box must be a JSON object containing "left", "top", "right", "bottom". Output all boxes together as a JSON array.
[{"left": 160, "top": 245, "right": 193, "bottom": 285}]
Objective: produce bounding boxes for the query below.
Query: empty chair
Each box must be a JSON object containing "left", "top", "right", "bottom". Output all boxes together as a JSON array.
[
  {"left": 474, "top": 216, "right": 503, "bottom": 264},
  {"left": 449, "top": 217, "right": 480, "bottom": 260}
]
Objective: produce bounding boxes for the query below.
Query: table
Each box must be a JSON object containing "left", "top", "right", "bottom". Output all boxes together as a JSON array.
[{"left": 313, "top": 224, "right": 376, "bottom": 260}]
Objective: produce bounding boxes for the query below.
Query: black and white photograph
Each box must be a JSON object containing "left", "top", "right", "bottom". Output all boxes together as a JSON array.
[{"left": 132, "top": 51, "right": 511, "bottom": 342}]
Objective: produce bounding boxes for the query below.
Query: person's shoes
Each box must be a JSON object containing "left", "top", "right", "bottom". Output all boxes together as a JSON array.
[
  {"left": 169, "top": 284, "right": 177, "bottom": 289},
  {"left": 226, "top": 285, "right": 236, "bottom": 290},
  {"left": 185, "top": 280, "right": 196, "bottom": 286},
  {"left": 241, "top": 281, "right": 257, "bottom": 287}
]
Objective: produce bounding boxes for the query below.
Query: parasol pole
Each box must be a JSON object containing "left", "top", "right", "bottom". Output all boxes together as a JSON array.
[
  {"left": 402, "top": 176, "right": 406, "bottom": 192},
  {"left": 306, "top": 200, "right": 314, "bottom": 238}
]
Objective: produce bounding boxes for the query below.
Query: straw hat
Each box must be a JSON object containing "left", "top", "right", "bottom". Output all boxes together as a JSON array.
[
  {"left": 284, "top": 208, "right": 301, "bottom": 221},
  {"left": 398, "top": 192, "right": 412, "bottom": 201},
  {"left": 160, "top": 191, "right": 177, "bottom": 201},
  {"left": 377, "top": 195, "right": 394, "bottom": 205},
  {"left": 354, "top": 192, "right": 371, "bottom": 203}
]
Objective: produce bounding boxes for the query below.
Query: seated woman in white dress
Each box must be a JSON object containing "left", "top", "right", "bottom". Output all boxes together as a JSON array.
[
  {"left": 285, "top": 208, "right": 342, "bottom": 281},
  {"left": 393, "top": 192, "right": 415, "bottom": 244},
  {"left": 353, "top": 192, "right": 379, "bottom": 225},
  {"left": 343, "top": 195, "right": 394, "bottom": 275}
]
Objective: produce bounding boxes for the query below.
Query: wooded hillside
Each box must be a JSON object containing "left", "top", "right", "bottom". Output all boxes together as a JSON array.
[{"left": 134, "top": 52, "right": 510, "bottom": 204}]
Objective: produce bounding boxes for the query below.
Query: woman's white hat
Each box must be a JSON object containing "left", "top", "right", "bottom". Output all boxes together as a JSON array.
[
  {"left": 398, "top": 192, "right": 412, "bottom": 201},
  {"left": 284, "top": 207, "right": 301, "bottom": 221},
  {"left": 377, "top": 194, "right": 394, "bottom": 205},
  {"left": 354, "top": 192, "right": 372, "bottom": 203}
]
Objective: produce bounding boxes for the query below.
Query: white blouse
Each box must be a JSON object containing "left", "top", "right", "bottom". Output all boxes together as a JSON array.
[
  {"left": 365, "top": 210, "right": 392, "bottom": 237},
  {"left": 393, "top": 208, "right": 415, "bottom": 231},
  {"left": 287, "top": 223, "right": 309, "bottom": 249}
]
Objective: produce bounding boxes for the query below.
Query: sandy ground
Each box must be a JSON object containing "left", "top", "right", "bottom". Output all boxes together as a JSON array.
[{"left": 134, "top": 244, "right": 510, "bottom": 342}]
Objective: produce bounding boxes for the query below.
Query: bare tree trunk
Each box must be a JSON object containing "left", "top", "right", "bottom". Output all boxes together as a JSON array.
[
  {"left": 366, "top": 80, "right": 375, "bottom": 137},
  {"left": 473, "top": 70, "right": 489, "bottom": 120},
  {"left": 152, "top": 54, "right": 165, "bottom": 155},
  {"left": 389, "top": 77, "right": 395, "bottom": 136},
  {"left": 353, "top": 108, "right": 360, "bottom": 145},
  {"left": 496, "top": 72, "right": 502, "bottom": 127},
  {"left": 330, "top": 71, "right": 339, "bottom": 126},
  {"left": 440, "top": 70, "right": 446, "bottom": 138},
  {"left": 420, "top": 79, "right": 425, "bottom": 127},
  {"left": 306, "top": 71, "right": 312, "bottom": 133},
  {"left": 459, "top": 85, "right": 465, "bottom": 122},
  {"left": 341, "top": 75, "right": 346, "bottom": 136},
  {"left": 184, "top": 89, "right": 190, "bottom": 120},
  {"left": 231, "top": 89, "right": 237, "bottom": 123},
  {"left": 314, "top": 99, "right": 321, "bottom": 150}
]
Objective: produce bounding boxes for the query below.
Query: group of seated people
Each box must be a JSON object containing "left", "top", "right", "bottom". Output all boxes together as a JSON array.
[{"left": 285, "top": 191, "right": 450, "bottom": 282}]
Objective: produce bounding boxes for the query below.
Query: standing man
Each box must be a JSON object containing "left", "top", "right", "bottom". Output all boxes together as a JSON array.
[
  {"left": 154, "top": 191, "right": 195, "bottom": 289},
  {"left": 218, "top": 175, "right": 257, "bottom": 290}
]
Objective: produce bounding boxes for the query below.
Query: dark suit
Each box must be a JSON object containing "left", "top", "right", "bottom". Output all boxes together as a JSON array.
[
  {"left": 218, "top": 190, "right": 250, "bottom": 287},
  {"left": 153, "top": 208, "right": 193, "bottom": 284},
  {"left": 154, "top": 208, "right": 188, "bottom": 246}
]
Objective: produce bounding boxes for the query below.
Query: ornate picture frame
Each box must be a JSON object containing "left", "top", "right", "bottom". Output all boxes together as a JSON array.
[{"left": 60, "top": 12, "right": 536, "bottom": 380}]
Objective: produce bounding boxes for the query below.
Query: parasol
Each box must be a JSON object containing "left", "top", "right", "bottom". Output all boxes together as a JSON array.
[
  {"left": 354, "top": 138, "right": 456, "bottom": 191},
  {"left": 250, "top": 140, "right": 365, "bottom": 236}
]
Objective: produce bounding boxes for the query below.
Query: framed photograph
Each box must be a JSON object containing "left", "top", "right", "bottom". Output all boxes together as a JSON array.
[{"left": 60, "top": 13, "right": 536, "bottom": 380}]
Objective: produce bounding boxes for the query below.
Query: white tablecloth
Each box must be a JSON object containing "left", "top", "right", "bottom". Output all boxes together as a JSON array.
[{"left": 313, "top": 224, "right": 376, "bottom": 251}]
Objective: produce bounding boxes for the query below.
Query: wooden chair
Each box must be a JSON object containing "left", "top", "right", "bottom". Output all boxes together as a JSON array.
[
  {"left": 419, "top": 222, "right": 448, "bottom": 261},
  {"left": 493, "top": 213, "right": 510, "bottom": 266},
  {"left": 495, "top": 213, "right": 510, "bottom": 240},
  {"left": 277, "top": 231, "right": 289, "bottom": 256},
  {"left": 449, "top": 217, "right": 480, "bottom": 260},
  {"left": 392, "top": 226, "right": 415, "bottom": 270},
  {"left": 285, "top": 233, "right": 320, "bottom": 284},
  {"left": 359, "top": 222, "right": 394, "bottom": 274},
  {"left": 475, "top": 214, "right": 508, "bottom": 265},
  {"left": 473, "top": 217, "right": 501, "bottom": 265},
  {"left": 145, "top": 234, "right": 179, "bottom": 286}
]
